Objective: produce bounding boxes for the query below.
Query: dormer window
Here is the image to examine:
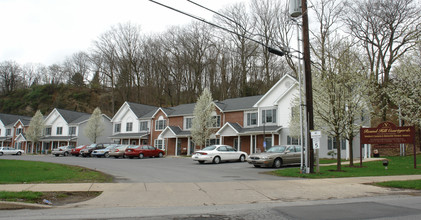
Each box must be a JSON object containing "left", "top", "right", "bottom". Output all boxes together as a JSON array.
[
  {"left": 114, "top": 123, "right": 121, "bottom": 133},
  {"left": 262, "top": 109, "right": 277, "bottom": 124},
  {"left": 56, "top": 127, "right": 63, "bottom": 135}
]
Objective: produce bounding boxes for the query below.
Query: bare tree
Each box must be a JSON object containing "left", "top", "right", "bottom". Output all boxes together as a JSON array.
[
  {"left": 343, "top": 0, "right": 421, "bottom": 121},
  {"left": 0, "top": 61, "right": 22, "bottom": 95}
]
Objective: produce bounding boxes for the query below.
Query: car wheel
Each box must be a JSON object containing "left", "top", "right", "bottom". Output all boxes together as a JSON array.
[
  {"left": 213, "top": 156, "right": 221, "bottom": 164},
  {"left": 16, "top": 151, "right": 22, "bottom": 156},
  {"left": 64, "top": 152, "right": 69, "bottom": 157},
  {"left": 239, "top": 154, "right": 246, "bottom": 162},
  {"left": 54, "top": 154, "right": 59, "bottom": 157},
  {"left": 253, "top": 165, "right": 261, "bottom": 168},
  {"left": 0, "top": 152, "right": 3, "bottom": 156},
  {"left": 198, "top": 161, "right": 205, "bottom": 164},
  {"left": 139, "top": 153, "right": 144, "bottom": 159},
  {"left": 273, "top": 158, "right": 283, "bottom": 168},
  {"left": 158, "top": 152, "right": 163, "bottom": 158},
  {"left": 104, "top": 152, "right": 110, "bottom": 158}
]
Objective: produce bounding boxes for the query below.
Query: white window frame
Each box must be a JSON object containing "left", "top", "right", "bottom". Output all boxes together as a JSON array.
[
  {"left": 245, "top": 111, "right": 258, "bottom": 127},
  {"left": 262, "top": 108, "right": 277, "bottom": 124},
  {"left": 56, "top": 127, "right": 63, "bottom": 135},
  {"left": 155, "top": 119, "right": 166, "bottom": 131},
  {"left": 154, "top": 139, "right": 166, "bottom": 150},
  {"left": 184, "top": 117, "right": 194, "bottom": 130},
  {"left": 114, "top": 123, "right": 121, "bottom": 133},
  {"left": 126, "top": 122, "right": 133, "bottom": 132},
  {"left": 69, "top": 127, "right": 76, "bottom": 135},
  {"left": 139, "top": 121, "right": 149, "bottom": 131}
]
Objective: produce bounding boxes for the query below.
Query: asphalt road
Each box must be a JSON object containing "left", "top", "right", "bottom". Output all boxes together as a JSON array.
[{"left": 0, "top": 154, "right": 294, "bottom": 183}]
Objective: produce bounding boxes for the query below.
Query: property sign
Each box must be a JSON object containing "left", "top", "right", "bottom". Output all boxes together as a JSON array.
[
  {"left": 360, "top": 121, "right": 416, "bottom": 169},
  {"left": 360, "top": 122, "right": 415, "bottom": 144}
]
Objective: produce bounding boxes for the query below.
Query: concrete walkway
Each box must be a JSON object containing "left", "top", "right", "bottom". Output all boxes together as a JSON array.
[{"left": 1, "top": 175, "right": 421, "bottom": 209}]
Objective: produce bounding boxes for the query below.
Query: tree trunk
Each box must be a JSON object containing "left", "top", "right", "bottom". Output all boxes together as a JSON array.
[
  {"left": 336, "top": 135, "right": 341, "bottom": 171},
  {"left": 349, "top": 136, "right": 354, "bottom": 167}
]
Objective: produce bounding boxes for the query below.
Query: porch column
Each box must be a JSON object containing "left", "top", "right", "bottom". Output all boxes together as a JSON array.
[
  {"left": 220, "top": 136, "right": 223, "bottom": 145},
  {"left": 278, "top": 134, "right": 281, "bottom": 145},
  {"left": 175, "top": 137, "right": 178, "bottom": 156},
  {"left": 250, "top": 135, "right": 253, "bottom": 154},
  {"left": 187, "top": 137, "right": 191, "bottom": 155},
  {"left": 237, "top": 135, "right": 241, "bottom": 151}
]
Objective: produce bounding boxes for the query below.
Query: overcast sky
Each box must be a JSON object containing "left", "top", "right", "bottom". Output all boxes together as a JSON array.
[{"left": 0, "top": 0, "right": 246, "bottom": 66}]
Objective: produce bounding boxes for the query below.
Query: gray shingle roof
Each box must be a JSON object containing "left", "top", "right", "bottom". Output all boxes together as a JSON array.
[
  {"left": 215, "top": 95, "right": 263, "bottom": 112},
  {"left": 127, "top": 102, "right": 158, "bottom": 118},
  {"left": 56, "top": 109, "right": 91, "bottom": 124},
  {"left": 0, "top": 113, "right": 32, "bottom": 126}
]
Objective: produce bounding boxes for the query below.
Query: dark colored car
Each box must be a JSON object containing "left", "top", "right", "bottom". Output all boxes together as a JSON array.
[
  {"left": 125, "top": 145, "right": 165, "bottom": 159},
  {"left": 80, "top": 143, "right": 106, "bottom": 157},
  {"left": 71, "top": 145, "right": 87, "bottom": 156}
]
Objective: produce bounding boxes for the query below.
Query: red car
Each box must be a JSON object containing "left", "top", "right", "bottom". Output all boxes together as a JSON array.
[
  {"left": 71, "top": 145, "right": 87, "bottom": 156},
  {"left": 125, "top": 145, "right": 165, "bottom": 159}
]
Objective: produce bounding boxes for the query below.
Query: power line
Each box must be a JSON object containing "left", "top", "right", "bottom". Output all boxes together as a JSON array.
[{"left": 148, "top": 0, "right": 284, "bottom": 56}]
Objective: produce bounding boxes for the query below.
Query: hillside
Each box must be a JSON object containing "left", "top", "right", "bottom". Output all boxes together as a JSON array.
[{"left": 0, "top": 84, "right": 119, "bottom": 117}]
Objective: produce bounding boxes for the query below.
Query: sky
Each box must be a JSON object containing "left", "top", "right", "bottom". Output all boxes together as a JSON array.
[{"left": 0, "top": 0, "right": 246, "bottom": 66}]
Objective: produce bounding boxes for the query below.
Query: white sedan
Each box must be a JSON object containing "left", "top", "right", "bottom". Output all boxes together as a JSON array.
[
  {"left": 0, "top": 147, "right": 24, "bottom": 156},
  {"left": 192, "top": 145, "right": 248, "bottom": 164}
]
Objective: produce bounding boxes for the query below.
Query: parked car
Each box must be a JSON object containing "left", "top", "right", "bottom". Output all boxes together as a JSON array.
[
  {"left": 125, "top": 145, "right": 165, "bottom": 159},
  {"left": 247, "top": 145, "right": 301, "bottom": 168},
  {"left": 192, "top": 145, "right": 247, "bottom": 164},
  {"left": 52, "top": 145, "right": 75, "bottom": 157},
  {"left": 109, "top": 145, "right": 129, "bottom": 158},
  {"left": 71, "top": 145, "right": 87, "bottom": 156},
  {"left": 0, "top": 147, "right": 24, "bottom": 156},
  {"left": 92, "top": 144, "right": 118, "bottom": 158},
  {"left": 80, "top": 143, "right": 106, "bottom": 157}
]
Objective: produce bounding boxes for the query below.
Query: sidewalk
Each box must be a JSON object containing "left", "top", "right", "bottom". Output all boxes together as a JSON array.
[{"left": 1, "top": 175, "right": 421, "bottom": 209}]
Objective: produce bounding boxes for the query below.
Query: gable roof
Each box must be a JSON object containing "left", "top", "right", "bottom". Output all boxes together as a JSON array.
[
  {"left": 126, "top": 102, "right": 158, "bottom": 118},
  {"left": 254, "top": 74, "right": 298, "bottom": 107},
  {"left": 56, "top": 109, "right": 91, "bottom": 124},
  {"left": 215, "top": 95, "right": 263, "bottom": 112},
  {"left": 0, "top": 113, "right": 31, "bottom": 126}
]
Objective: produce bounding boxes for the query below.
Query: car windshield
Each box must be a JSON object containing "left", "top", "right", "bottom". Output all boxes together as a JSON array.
[
  {"left": 105, "top": 145, "right": 117, "bottom": 150},
  {"left": 87, "top": 144, "right": 97, "bottom": 149},
  {"left": 202, "top": 146, "right": 217, "bottom": 151},
  {"left": 76, "top": 145, "right": 85, "bottom": 149},
  {"left": 266, "top": 146, "right": 287, "bottom": 153}
]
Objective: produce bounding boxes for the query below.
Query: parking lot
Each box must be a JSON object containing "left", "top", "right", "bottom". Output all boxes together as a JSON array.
[{"left": 0, "top": 155, "right": 295, "bottom": 183}]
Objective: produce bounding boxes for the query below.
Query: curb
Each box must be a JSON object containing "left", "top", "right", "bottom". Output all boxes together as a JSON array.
[{"left": 0, "top": 201, "right": 52, "bottom": 210}]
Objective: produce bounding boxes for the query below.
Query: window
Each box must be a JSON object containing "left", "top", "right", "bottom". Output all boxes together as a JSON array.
[
  {"left": 247, "top": 112, "right": 257, "bottom": 126},
  {"left": 45, "top": 127, "right": 51, "bottom": 136},
  {"left": 287, "top": 136, "right": 301, "bottom": 145},
  {"left": 6, "top": 129, "right": 11, "bottom": 136},
  {"left": 69, "top": 127, "right": 76, "bottom": 135},
  {"left": 154, "top": 139, "right": 165, "bottom": 150},
  {"left": 184, "top": 117, "right": 193, "bottom": 130},
  {"left": 328, "top": 137, "right": 346, "bottom": 150},
  {"left": 126, "top": 122, "right": 133, "bottom": 132},
  {"left": 114, "top": 123, "right": 121, "bottom": 133},
  {"left": 16, "top": 128, "right": 23, "bottom": 135},
  {"left": 262, "top": 109, "right": 277, "bottom": 124},
  {"left": 139, "top": 121, "right": 148, "bottom": 131},
  {"left": 209, "top": 115, "right": 221, "bottom": 128},
  {"left": 206, "top": 138, "right": 220, "bottom": 146},
  {"left": 155, "top": 119, "right": 166, "bottom": 130},
  {"left": 56, "top": 127, "right": 63, "bottom": 135}
]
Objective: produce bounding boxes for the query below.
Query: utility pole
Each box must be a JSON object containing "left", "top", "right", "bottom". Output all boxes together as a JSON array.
[{"left": 301, "top": 0, "right": 315, "bottom": 173}]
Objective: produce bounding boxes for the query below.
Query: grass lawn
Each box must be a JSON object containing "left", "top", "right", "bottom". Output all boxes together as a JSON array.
[
  {"left": 0, "top": 160, "right": 113, "bottom": 184},
  {"left": 273, "top": 155, "right": 421, "bottom": 179}
]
